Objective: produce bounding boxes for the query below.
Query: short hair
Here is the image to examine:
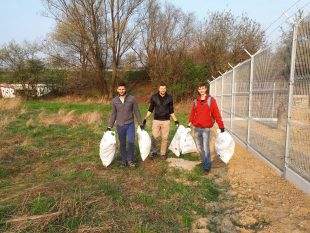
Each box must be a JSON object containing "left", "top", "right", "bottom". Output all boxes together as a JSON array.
[
  {"left": 158, "top": 81, "right": 167, "bottom": 87},
  {"left": 197, "top": 82, "right": 207, "bottom": 88},
  {"left": 117, "top": 82, "right": 126, "bottom": 87}
]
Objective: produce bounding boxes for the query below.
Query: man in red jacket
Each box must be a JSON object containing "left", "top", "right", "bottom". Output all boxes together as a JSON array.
[{"left": 188, "top": 83, "right": 225, "bottom": 173}]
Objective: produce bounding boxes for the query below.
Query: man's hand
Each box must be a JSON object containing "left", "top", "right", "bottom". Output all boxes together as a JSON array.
[
  {"left": 107, "top": 127, "right": 112, "bottom": 131},
  {"left": 174, "top": 120, "right": 179, "bottom": 127},
  {"left": 188, "top": 122, "right": 192, "bottom": 127},
  {"left": 220, "top": 128, "right": 225, "bottom": 133}
]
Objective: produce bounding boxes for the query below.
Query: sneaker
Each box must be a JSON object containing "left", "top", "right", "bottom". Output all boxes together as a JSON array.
[
  {"left": 150, "top": 152, "right": 157, "bottom": 158},
  {"left": 204, "top": 170, "right": 211, "bottom": 175},
  {"left": 120, "top": 162, "right": 127, "bottom": 168},
  {"left": 128, "top": 161, "right": 136, "bottom": 167}
]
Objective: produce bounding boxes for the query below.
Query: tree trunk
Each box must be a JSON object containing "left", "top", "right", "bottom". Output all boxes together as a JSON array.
[
  {"left": 95, "top": 62, "right": 108, "bottom": 96},
  {"left": 109, "top": 62, "right": 118, "bottom": 98}
]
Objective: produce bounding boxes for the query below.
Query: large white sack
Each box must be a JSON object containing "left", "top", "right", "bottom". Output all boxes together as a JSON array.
[
  {"left": 215, "top": 129, "right": 235, "bottom": 164},
  {"left": 99, "top": 131, "right": 116, "bottom": 167},
  {"left": 168, "top": 125, "right": 187, "bottom": 156},
  {"left": 137, "top": 126, "right": 151, "bottom": 161},
  {"left": 180, "top": 127, "right": 198, "bottom": 154}
]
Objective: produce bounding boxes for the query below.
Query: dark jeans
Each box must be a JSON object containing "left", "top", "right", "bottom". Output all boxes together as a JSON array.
[
  {"left": 116, "top": 122, "right": 135, "bottom": 163},
  {"left": 193, "top": 127, "right": 211, "bottom": 171}
]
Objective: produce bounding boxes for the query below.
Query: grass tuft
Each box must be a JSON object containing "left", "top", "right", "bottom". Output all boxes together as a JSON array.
[{"left": 29, "top": 195, "right": 56, "bottom": 215}]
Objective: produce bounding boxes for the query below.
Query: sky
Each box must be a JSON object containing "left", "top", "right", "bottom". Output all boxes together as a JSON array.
[{"left": 0, "top": 0, "right": 309, "bottom": 46}]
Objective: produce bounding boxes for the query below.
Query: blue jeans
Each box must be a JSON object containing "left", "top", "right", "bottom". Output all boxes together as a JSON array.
[
  {"left": 193, "top": 127, "right": 211, "bottom": 171},
  {"left": 116, "top": 122, "right": 135, "bottom": 163}
]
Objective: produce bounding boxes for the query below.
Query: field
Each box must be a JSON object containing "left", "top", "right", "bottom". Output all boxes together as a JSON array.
[
  {"left": 0, "top": 98, "right": 309, "bottom": 233},
  {"left": 0, "top": 98, "right": 222, "bottom": 232}
]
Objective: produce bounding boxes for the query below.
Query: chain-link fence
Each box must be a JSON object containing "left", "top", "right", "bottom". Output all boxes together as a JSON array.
[{"left": 209, "top": 14, "right": 310, "bottom": 191}]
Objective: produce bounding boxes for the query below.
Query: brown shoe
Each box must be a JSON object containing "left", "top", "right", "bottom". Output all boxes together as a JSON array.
[{"left": 161, "top": 154, "right": 168, "bottom": 160}]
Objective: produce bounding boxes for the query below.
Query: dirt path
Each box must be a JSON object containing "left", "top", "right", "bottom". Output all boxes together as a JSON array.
[{"left": 202, "top": 133, "right": 310, "bottom": 233}]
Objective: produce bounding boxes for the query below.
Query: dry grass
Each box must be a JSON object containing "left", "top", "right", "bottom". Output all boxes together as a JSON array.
[
  {"left": 0, "top": 116, "right": 15, "bottom": 130},
  {"left": 6, "top": 211, "right": 62, "bottom": 224},
  {"left": 0, "top": 98, "right": 22, "bottom": 110},
  {"left": 224, "top": 139, "right": 310, "bottom": 233},
  {"left": 5, "top": 212, "right": 62, "bottom": 232},
  {"left": 37, "top": 109, "right": 102, "bottom": 126},
  {"left": 25, "top": 118, "right": 35, "bottom": 128},
  {"left": 0, "top": 98, "right": 21, "bottom": 130},
  {"left": 53, "top": 95, "right": 110, "bottom": 104},
  {"left": 80, "top": 111, "right": 102, "bottom": 124},
  {"left": 175, "top": 99, "right": 193, "bottom": 114}
]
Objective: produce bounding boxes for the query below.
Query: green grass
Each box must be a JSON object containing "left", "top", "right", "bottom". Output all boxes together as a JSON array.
[
  {"left": 29, "top": 195, "right": 56, "bottom": 215},
  {"left": 0, "top": 204, "right": 16, "bottom": 222},
  {"left": 0, "top": 167, "right": 10, "bottom": 178},
  {"left": 98, "top": 180, "right": 125, "bottom": 203},
  {"left": 0, "top": 72, "right": 13, "bottom": 83},
  {"left": 25, "top": 101, "right": 110, "bottom": 114},
  {"left": 135, "top": 193, "right": 156, "bottom": 207},
  {"left": 0, "top": 99, "right": 224, "bottom": 232}
]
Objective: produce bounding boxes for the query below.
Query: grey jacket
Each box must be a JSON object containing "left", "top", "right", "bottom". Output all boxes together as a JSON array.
[{"left": 108, "top": 95, "right": 142, "bottom": 128}]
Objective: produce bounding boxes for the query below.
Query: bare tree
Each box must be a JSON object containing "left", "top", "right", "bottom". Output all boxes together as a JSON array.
[
  {"left": 42, "top": 1, "right": 266, "bottom": 99},
  {"left": 106, "top": 0, "right": 145, "bottom": 97},
  {"left": 197, "top": 11, "right": 265, "bottom": 77},
  {"left": 0, "top": 41, "right": 66, "bottom": 97},
  {"left": 43, "top": 0, "right": 109, "bottom": 93},
  {"left": 135, "top": 0, "right": 195, "bottom": 84},
  {"left": 43, "top": 0, "right": 146, "bottom": 97},
  {"left": 232, "top": 14, "right": 265, "bottom": 63},
  {"left": 0, "top": 41, "right": 40, "bottom": 71}
]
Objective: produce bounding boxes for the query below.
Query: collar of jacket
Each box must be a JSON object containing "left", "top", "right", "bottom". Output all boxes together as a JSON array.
[
  {"left": 157, "top": 92, "right": 168, "bottom": 98},
  {"left": 118, "top": 94, "right": 127, "bottom": 102},
  {"left": 197, "top": 95, "right": 210, "bottom": 101}
]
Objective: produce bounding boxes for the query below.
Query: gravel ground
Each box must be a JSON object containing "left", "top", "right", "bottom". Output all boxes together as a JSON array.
[{"left": 203, "top": 132, "right": 310, "bottom": 233}]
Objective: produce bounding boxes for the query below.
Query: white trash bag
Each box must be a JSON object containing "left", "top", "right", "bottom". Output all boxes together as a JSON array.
[
  {"left": 215, "top": 129, "right": 235, "bottom": 164},
  {"left": 168, "top": 125, "right": 187, "bottom": 156},
  {"left": 137, "top": 126, "right": 151, "bottom": 161},
  {"left": 180, "top": 127, "right": 198, "bottom": 154},
  {"left": 99, "top": 131, "right": 116, "bottom": 167}
]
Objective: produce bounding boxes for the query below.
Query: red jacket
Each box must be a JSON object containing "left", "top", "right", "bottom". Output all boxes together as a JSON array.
[{"left": 189, "top": 95, "right": 224, "bottom": 129}]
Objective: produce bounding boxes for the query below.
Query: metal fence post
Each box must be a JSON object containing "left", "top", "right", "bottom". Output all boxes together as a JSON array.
[
  {"left": 246, "top": 51, "right": 254, "bottom": 146},
  {"left": 284, "top": 23, "right": 298, "bottom": 176},
  {"left": 231, "top": 67, "right": 235, "bottom": 129},
  {"left": 271, "top": 82, "right": 276, "bottom": 118},
  {"left": 214, "top": 78, "right": 217, "bottom": 97},
  {"left": 221, "top": 76, "right": 224, "bottom": 114}
]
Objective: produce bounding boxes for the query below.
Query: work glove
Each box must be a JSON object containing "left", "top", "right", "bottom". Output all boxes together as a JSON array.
[{"left": 220, "top": 128, "right": 225, "bottom": 133}]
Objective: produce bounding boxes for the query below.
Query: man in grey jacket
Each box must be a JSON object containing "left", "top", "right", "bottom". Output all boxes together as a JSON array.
[{"left": 107, "top": 82, "right": 143, "bottom": 167}]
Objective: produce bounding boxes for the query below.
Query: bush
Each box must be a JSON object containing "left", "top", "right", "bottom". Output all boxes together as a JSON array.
[
  {"left": 43, "top": 68, "right": 68, "bottom": 95},
  {"left": 170, "top": 60, "right": 208, "bottom": 101},
  {"left": 0, "top": 70, "right": 13, "bottom": 83},
  {"left": 123, "top": 69, "right": 148, "bottom": 84},
  {"left": 12, "top": 60, "right": 68, "bottom": 98}
]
